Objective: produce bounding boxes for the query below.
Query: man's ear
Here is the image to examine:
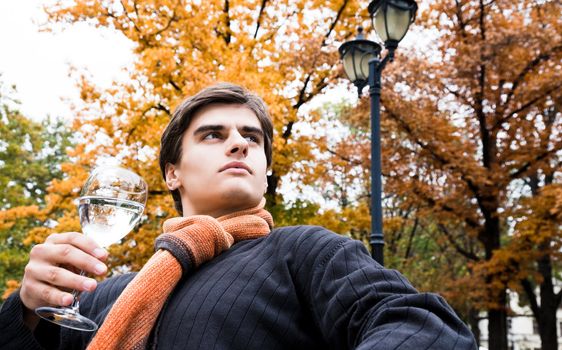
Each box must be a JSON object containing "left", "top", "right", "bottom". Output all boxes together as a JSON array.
[{"left": 165, "top": 163, "right": 180, "bottom": 191}]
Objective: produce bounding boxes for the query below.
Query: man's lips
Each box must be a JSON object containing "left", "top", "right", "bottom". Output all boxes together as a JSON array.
[{"left": 219, "top": 161, "right": 253, "bottom": 174}]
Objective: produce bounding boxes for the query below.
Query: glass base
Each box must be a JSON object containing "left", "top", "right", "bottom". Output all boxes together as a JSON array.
[{"left": 35, "top": 306, "right": 98, "bottom": 332}]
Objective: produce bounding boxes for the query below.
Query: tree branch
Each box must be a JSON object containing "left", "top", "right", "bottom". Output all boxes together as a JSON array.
[
  {"left": 387, "top": 110, "right": 482, "bottom": 201},
  {"left": 155, "top": 103, "right": 171, "bottom": 116},
  {"left": 438, "top": 224, "right": 480, "bottom": 260},
  {"left": 326, "top": 148, "right": 363, "bottom": 166},
  {"left": 214, "top": 0, "right": 232, "bottom": 45},
  {"left": 444, "top": 85, "right": 476, "bottom": 111},
  {"left": 412, "top": 185, "right": 481, "bottom": 230},
  {"left": 454, "top": 0, "right": 467, "bottom": 39},
  {"left": 502, "top": 44, "right": 562, "bottom": 112},
  {"left": 223, "top": 0, "right": 231, "bottom": 44},
  {"left": 475, "top": 79, "right": 491, "bottom": 168},
  {"left": 495, "top": 84, "right": 561, "bottom": 129},
  {"left": 120, "top": 0, "right": 144, "bottom": 38},
  {"left": 293, "top": 74, "right": 312, "bottom": 111},
  {"left": 321, "top": 0, "right": 349, "bottom": 47},
  {"left": 253, "top": 0, "right": 268, "bottom": 39},
  {"left": 521, "top": 278, "right": 539, "bottom": 319},
  {"left": 125, "top": 103, "right": 170, "bottom": 144},
  {"left": 168, "top": 79, "right": 182, "bottom": 92},
  {"left": 286, "top": 75, "right": 329, "bottom": 140},
  {"left": 153, "top": 5, "right": 179, "bottom": 37},
  {"left": 404, "top": 217, "right": 419, "bottom": 259},
  {"left": 479, "top": 0, "right": 486, "bottom": 41},
  {"left": 509, "top": 141, "right": 562, "bottom": 180},
  {"left": 289, "top": 0, "right": 349, "bottom": 133}
]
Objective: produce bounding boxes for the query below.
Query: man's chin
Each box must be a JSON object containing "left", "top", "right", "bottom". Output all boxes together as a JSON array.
[{"left": 218, "top": 188, "right": 261, "bottom": 210}]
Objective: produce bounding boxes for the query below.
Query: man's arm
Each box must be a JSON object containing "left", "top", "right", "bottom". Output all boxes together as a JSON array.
[
  {"left": 0, "top": 232, "right": 108, "bottom": 349},
  {"left": 304, "top": 234, "right": 477, "bottom": 349},
  {"left": 0, "top": 291, "right": 47, "bottom": 349}
]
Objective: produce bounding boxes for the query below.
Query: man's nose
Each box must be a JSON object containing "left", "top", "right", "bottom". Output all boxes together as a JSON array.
[{"left": 227, "top": 132, "right": 249, "bottom": 157}]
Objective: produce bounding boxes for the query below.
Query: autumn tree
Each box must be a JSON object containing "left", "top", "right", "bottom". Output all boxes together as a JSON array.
[
  {"left": 0, "top": 81, "right": 73, "bottom": 298},
  {"left": 290, "top": 1, "right": 561, "bottom": 349},
  {"left": 371, "top": 0, "right": 562, "bottom": 349}
]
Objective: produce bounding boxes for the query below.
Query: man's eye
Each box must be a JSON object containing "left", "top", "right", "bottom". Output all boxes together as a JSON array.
[
  {"left": 204, "top": 132, "right": 221, "bottom": 140},
  {"left": 245, "top": 135, "right": 259, "bottom": 143}
]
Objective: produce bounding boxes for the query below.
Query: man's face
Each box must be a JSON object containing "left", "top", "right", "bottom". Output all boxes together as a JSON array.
[{"left": 165, "top": 104, "right": 268, "bottom": 217}]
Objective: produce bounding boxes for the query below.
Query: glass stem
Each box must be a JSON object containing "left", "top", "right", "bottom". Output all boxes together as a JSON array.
[{"left": 70, "top": 270, "right": 86, "bottom": 312}]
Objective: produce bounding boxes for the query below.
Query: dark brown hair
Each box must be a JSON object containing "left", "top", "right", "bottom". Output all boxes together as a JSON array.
[{"left": 159, "top": 83, "right": 274, "bottom": 215}]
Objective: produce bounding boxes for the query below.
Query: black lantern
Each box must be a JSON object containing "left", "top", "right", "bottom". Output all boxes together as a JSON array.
[
  {"left": 368, "top": 0, "right": 418, "bottom": 49},
  {"left": 338, "top": 27, "right": 381, "bottom": 93}
]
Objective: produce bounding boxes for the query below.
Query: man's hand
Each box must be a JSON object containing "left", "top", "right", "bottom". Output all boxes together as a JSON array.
[{"left": 19, "top": 232, "right": 108, "bottom": 329}]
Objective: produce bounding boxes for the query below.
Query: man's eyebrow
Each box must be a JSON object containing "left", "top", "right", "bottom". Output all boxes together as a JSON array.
[
  {"left": 193, "top": 124, "right": 264, "bottom": 137},
  {"left": 193, "top": 125, "right": 224, "bottom": 136},
  {"left": 241, "top": 126, "right": 264, "bottom": 137}
]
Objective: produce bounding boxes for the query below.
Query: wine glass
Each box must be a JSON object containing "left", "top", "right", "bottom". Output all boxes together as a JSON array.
[{"left": 35, "top": 165, "right": 148, "bottom": 331}]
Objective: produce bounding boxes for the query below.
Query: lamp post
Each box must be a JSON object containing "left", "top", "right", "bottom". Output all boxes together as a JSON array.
[{"left": 339, "top": 0, "right": 418, "bottom": 266}]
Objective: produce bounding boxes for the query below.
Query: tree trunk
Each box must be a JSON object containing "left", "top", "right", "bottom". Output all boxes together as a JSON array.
[
  {"left": 520, "top": 246, "right": 560, "bottom": 350},
  {"left": 488, "top": 292, "right": 508, "bottom": 350},
  {"left": 468, "top": 308, "right": 481, "bottom": 348},
  {"left": 537, "top": 253, "right": 559, "bottom": 350},
  {"left": 530, "top": 173, "right": 559, "bottom": 350},
  {"left": 483, "top": 213, "right": 508, "bottom": 350},
  {"left": 538, "top": 310, "right": 558, "bottom": 350},
  {"left": 265, "top": 172, "right": 280, "bottom": 205}
]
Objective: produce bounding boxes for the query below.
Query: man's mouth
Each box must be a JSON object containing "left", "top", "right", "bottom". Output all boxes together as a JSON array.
[{"left": 219, "top": 161, "right": 253, "bottom": 174}]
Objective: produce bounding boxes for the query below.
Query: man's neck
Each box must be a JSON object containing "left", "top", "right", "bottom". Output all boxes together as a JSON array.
[{"left": 182, "top": 205, "right": 255, "bottom": 219}]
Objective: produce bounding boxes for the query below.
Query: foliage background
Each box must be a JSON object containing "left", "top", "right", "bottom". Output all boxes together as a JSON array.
[{"left": 0, "top": 0, "right": 560, "bottom": 347}]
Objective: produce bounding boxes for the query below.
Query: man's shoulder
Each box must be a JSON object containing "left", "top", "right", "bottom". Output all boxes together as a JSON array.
[
  {"left": 270, "top": 225, "right": 345, "bottom": 241},
  {"left": 264, "top": 225, "right": 359, "bottom": 257}
]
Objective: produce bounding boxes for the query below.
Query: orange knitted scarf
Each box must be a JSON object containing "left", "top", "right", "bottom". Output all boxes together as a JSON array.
[{"left": 87, "top": 199, "right": 273, "bottom": 350}]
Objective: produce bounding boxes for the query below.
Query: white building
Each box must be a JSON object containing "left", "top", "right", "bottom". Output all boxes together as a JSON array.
[{"left": 479, "top": 292, "right": 562, "bottom": 350}]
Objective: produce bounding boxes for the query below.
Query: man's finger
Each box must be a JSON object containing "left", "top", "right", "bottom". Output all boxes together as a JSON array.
[
  {"left": 34, "top": 264, "right": 98, "bottom": 293},
  {"left": 24, "top": 279, "right": 75, "bottom": 308},
  {"left": 31, "top": 243, "right": 107, "bottom": 276},
  {"left": 44, "top": 232, "right": 108, "bottom": 260}
]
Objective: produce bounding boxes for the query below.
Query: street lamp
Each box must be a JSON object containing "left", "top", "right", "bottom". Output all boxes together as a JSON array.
[
  {"left": 369, "top": 0, "right": 418, "bottom": 50},
  {"left": 338, "top": 27, "right": 381, "bottom": 95},
  {"left": 338, "top": 0, "right": 418, "bottom": 266}
]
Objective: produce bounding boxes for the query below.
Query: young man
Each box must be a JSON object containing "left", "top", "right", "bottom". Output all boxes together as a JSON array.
[{"left": 1, "top": 83, "right": 477, "bottom": 349}]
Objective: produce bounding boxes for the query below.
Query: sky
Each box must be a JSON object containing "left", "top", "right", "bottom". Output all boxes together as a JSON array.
[{"left": 0, "top": 0, "right": 134, "bottom": 122}]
